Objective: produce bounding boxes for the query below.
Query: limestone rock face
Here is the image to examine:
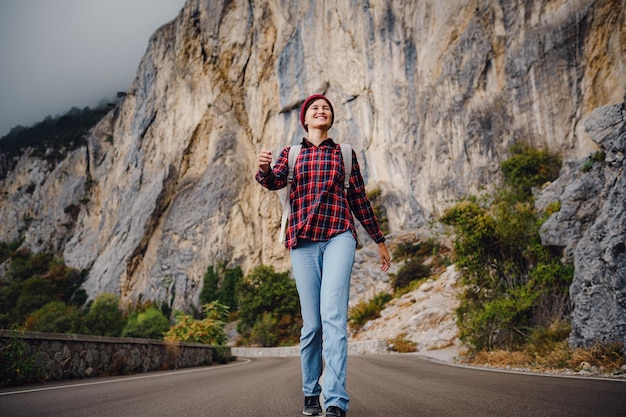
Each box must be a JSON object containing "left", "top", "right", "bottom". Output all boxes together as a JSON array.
[
  {"left": 353, "top": 265, "right": 461, "bottom": 351},
  {"left": 539, "top": 96, "right": 626, "bottom": 347},
  {"left": 0, "top": 0, "right": 625, "bottom": 347}
]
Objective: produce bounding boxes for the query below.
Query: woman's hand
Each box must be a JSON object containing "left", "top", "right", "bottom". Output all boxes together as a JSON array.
[
  {"left": 378, "top": 241, "right": 391, "bottom": 272},
  {"left": 258, "top": 149, "right": 272, "bottom": 174}
]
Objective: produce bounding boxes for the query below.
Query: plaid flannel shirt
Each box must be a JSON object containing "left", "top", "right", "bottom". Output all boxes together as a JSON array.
[{"left": 256, "top": 138, "right": 385, "bottom": 249}]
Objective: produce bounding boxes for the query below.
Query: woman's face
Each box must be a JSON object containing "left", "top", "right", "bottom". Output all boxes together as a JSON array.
[{"left": 304, "top": 99, "right": 333, "bottom": 131}]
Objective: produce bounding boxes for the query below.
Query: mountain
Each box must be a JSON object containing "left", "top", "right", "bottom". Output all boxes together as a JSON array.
[{"left": 0, "top": 0, "right": 624, "bottom": 348}]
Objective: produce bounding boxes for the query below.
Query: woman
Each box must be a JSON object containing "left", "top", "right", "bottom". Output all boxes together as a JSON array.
[{"left": 256, "top": 94, "right": 391, "bottom": 417}]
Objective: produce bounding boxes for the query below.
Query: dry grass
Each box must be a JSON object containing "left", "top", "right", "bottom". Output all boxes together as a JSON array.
[
  {"left": 387, "top": 334, "right": 418, "bottom": 353},
  {"left": 461, "top": 341, "right": 626, "bottom": 377},
  {"left": 471, "top": 349, "right": 535, "bottom": 367}
]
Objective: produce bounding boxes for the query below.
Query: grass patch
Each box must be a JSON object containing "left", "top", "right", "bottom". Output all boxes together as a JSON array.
[
  {"left": 348, "top": 292, "right": 392, "bottom": 331},
  {"left": 387, "top": 334, "right": 417, "bottom": 353},
  {"left": 461, "top": 341, "right": 626, "bottom": 376}
]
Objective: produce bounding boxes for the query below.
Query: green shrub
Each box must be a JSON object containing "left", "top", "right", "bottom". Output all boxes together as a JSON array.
[
  {"left": 367, "top": 187, "right": 389, "bottom": 235},
  {"left": 544, "top": 201, "right": 561, "bottom": 217},
  {"left": 349, "top": 292, "right": 392, "bottom": 330},
  {"left": 249, "top": 312, "right": 280, "bottom": 347},
  {"left": 581, "top": 150, "right": 605, "bottom": 172},
  {"left": 527, "top": 321, "right": 572, "bottom": 357},
  {"left": 0, "top": 248, "right": 85, "bottom": 329},
  {"left": 500, "top": 143, "right": 561, "bottom": 198},
  {"left": 83, "top": 294, "right": 125, "bottom": 337},
  {"left": 15, "top": 275, "right": 56, "bottom": 320},
  {"left": 24, "top": 301, "right": 82, "bottom": 333},
  {"left": 441, "top": 144, "right": 572, "bottom": 352},
  {"left": 5, "top": 250, "right": 53, "bottom": 281},
  {"left": 164, "top": 301, "right": 229, "bottom": 345},
  {"left": 0, "top": 240, "right": 21, "bottom": 263},
  {"left": 393, "top": 239, "right": 441, "bottom": 261},
  {"left": 392, "top": 258, "right": 431, "bottom": 291},
  {"left": 122, "top": 306, "right": 171, "bottom": 339},
  {"left": 64, "top": 204, "right": 81, "bottom": 221},
  {"left": 72, "top": 288, "right": 89, "bottom": 307},
  {"left": 0, "top": 329, "right": 46, "bottom": 386}
]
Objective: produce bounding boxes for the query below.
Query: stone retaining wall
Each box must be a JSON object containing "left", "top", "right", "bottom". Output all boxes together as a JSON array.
[
  {"left": 231, "top": 339, "right": 388, "bottom": 358},
  {"left": 0, "top": 330, "right": 227, "bottom": 382}
]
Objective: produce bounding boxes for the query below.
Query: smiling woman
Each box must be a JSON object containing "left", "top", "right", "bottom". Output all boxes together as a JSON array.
[
  {"left": 301, "top": 95, "right": 334, "bottom": 134},
  {"left": 255, "top": 94, "right": 391, "bottom": 417},
  {"left": 0, "top": 0, "right": 186, "bottom": 137}
]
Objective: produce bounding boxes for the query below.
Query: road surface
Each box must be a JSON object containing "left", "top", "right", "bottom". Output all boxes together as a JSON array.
[{"left": 1, "top": 355, "right": 624, "bottom": 416}]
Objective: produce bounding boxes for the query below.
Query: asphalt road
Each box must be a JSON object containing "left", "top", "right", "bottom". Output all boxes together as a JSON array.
[{"left": 1, "top": 355, "right": 624, "bottom": 417}]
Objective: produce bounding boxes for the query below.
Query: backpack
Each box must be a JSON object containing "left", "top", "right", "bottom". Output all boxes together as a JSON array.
[{"left": 279, "top": 144, "right": 352, "bottom": 243}]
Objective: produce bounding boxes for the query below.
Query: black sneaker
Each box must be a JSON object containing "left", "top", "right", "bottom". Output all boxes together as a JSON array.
[
  {"left": 303, "top": 396, "right": 322, "bottom": 416},
  {"left": 326, "top": 406, "right": 346, "bottom": 417}
]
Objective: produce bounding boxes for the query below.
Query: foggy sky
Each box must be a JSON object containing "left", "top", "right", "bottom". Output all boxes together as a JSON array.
[{"left": 0, "top": 0, "right": 187, "bottom": 137}]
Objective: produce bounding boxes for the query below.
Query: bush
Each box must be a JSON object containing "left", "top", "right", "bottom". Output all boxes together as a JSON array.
[
  {"left": 392, "top": 258, "right": 431, "bottom": 291},
  {"left": 387, "top": 335, "right": 417, "bottom": 353},
  {"left": 441, "top": 144, "right": 572, "bottom": 352},
  {"left": 527, "top": 321, "right": 572, "bottom": 357},
  {"left": 23, "top": 301, "right": 82, "bottom": 333},
  {"left": 0, "top": 329, "right": 46, "bottom": 387},
  {"left": 0, "top": 248, "right": 85, "bottom": 329},
  {"left": 544, "top": 200, "right": 561, "bottom": 217},
  {"left": 15, "top": 275, "right": 56, "bottom": 320},
  {"left": 349, "top": 292, "right": 392, "bottom": 331},
  {"left": 500, "top": 143, "right": 561, "bottom": 198},
  {"left": 164, "top": 301, "right": 229, "bottom": 345},
  {"left": 393, "top": 239, "right": 442, "bottom": 261},
  {"left": 83, "top": 294, "right": 125, "bottom": 337},
  {"left": 122, "top": 306, "right": 171, "bottom": 339},
  {"left": 581, "top": 150, "right": 605, "bottom": 172},
  {"left": 367, "top": 187, "right": 389, "bottom": 235},
  {"left": 236, "top": 265, "right": 301, "bottom": 346},
  {"left": 0, "top": 241, "right": 21, "bottom": 263},
  {"left": 249, "top": 313, "right": 280, "bottom": 347}
]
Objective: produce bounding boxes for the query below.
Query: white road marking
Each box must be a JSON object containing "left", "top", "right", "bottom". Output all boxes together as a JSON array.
[{"left": 0, "top": 358, "right": 251, "bottom": 396}]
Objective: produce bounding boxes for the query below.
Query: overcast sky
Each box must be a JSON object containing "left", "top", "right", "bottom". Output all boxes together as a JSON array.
[{"left": 0, "top": 0, "right": 187, "bottom": 137}]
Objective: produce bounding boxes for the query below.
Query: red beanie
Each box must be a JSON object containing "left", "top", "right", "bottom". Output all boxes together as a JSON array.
[{"left": 300, "top": 94, "right": 334, "bottom": 132}]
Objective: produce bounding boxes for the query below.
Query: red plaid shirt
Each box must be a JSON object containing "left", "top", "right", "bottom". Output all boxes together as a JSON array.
[{"left": 256, "top": 138, "right": 385, "bottom": 249}]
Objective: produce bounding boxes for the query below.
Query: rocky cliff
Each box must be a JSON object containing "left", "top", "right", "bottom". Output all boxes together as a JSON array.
[
  {"left": 1, "top": 0, "right": 625, "bottom": 347},
  {"left": 538, "top": 95, "right": 626, "bottom": 348}
]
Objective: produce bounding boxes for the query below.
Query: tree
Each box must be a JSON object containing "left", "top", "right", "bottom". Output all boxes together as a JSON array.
[
  {"left": 236, "top": 265, "right": 301, "bottom": 346},
  {"left": 199, "top": 263, "right": 242, "bottom": 312},
  {"left": 199, "top": 265, "right": 219, "bottom": 305},
  {"left": 0, "top": 103, "right": 113, "bottom": 177}
]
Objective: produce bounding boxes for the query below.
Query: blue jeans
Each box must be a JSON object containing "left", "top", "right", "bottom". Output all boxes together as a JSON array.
[{"left": 290, "top": 231, "right": 356, "bottom": 412}]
